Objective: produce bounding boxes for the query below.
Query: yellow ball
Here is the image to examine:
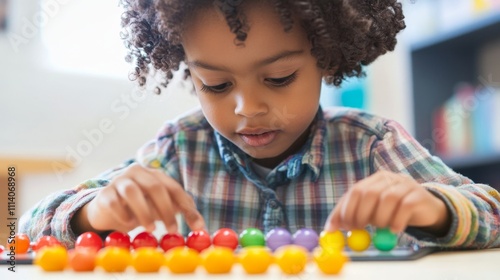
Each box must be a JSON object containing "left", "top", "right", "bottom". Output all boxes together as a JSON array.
[
  {"left": 319, "top": 230, "right": 345, "bottom": 250},
  {"left": 313, "top": 247, "right": 348, "bottom": 274},
  {"left": 274, "top": 245, "right": 308, "bottom": 275},
  {"left": 238, "top": 246, "right": 273, "bottom": 274},
  {"left": 165, "top": 247, "right": 200, "bottom": 274},
  {"left": 96, "top": 246, "right": 131, "bottom": 272},
  {"left": 34, "top": 245, "right": 68, "bottom": 271},
  {"left": 200, "top": 246, "right": 235, "bottom": 274},
  {"left": 131, "top": 247, "right": 164, "bottom": 272},
  {"left": 347, "top": 229, "right": 371, "bottom": 252}
]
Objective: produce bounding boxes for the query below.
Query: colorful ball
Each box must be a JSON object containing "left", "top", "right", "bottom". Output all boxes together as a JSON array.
[
  {"left": 239, "top": 228, "right": 265, "bottom": 247},
  {"left": 33, "top": 235, "right": 62, "bottom": 252},
  {"left": 313, "top": 247, "right": 348, "bottom": 274},
  {"left": 212, "top": 228, "right": 239, "bottom": 250},
  {"left": 165, "top": 247, "right": 200, "bottom": 274},
  {"left": 319, "top": 230, "right": 345, "bottom": 251},
  {"left": 96, "top": 246, "right": 131, "bottom": 272},
  {"left": 131, "top": 247, "right": 164, "bottom": 272},
  {"left": 160, "top": 233, "right": 185, "bottom": 252},
  {"left": 293, "top": 228, "right": 319, "bottom": 251},
  {"left": 34, "top": 245, "right": 68, "bottom": 271},
  {"left": 346, "top": 229, "right": 371, "bottom": 252},
  {"left": 8, "top": 233, "right": 30, "bottom": 254},
  {"left": 265, "top": 227, "right": 293, "bottom": 251},
  {"left": 75, "top": 232, "right": 103, "bottom": 251},
  {"left": 238, "top": 246, "right": 274, "bottom": 274},
  {"left": 68, "top": 247, "right": 97, "bottom": 272},
  {"left": 200, "top": 246, "right": 235, "bottom": 274},
  {"left": 373, "top": 228, "right": 398, "bottom": 251},
  {"left": 274, "top": 245, "right": 308, "bottom": 275},
  {"left": 105, "top": 231, "right": 131, "bottom": 250},
  {"left": 132, "top": 232, "right": 158, "bottom": 249},
  {"left": 186, "top": 230, "right": 211, "bottom": 253}
]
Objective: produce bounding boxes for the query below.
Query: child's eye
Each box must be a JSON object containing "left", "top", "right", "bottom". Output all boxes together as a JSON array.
[
  {"left": 266, "top": 72, "right": 297, "bottom": 87},
  {"left": 200, "top": 82, "right": 231, "bottom": 94}
]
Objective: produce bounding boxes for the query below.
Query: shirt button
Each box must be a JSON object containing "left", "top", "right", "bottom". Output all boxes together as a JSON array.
[{"left": 269, "top": 200, "right": 279, "bottom": 209}]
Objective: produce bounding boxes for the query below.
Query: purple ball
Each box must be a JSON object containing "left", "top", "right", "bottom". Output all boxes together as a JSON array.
[
  {"left": 265, "top": 228, "right": 293, "bottom": 251},
  {"left": 293, "top": 228, "right": 319, "bottom": 251}
]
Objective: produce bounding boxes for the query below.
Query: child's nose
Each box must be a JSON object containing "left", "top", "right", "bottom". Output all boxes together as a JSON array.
[{"left": 234, "top": 90, "right": 269, "bottom": 118}]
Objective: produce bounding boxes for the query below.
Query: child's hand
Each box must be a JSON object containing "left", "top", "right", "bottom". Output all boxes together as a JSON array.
[
  {"left": 324, "top": 171, "right": 450, "bottom": 235},
  {"left": 75, "top": 163, "right": 205, "bottom": 235}
]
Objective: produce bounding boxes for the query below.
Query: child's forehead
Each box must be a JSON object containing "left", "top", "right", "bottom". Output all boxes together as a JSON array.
[
  {"left": 182, "top": 1, "right": 302, "bottom": 43},
  {"left": 181, "top": 3, "right": 309, "bottom": 69},
  {"left": 182, "top": 1, "right": 290, "bottom": 34}
]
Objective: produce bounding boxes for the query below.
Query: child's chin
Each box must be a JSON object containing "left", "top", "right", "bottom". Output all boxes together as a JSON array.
[{"left": 242, "top": 147, "right": 286, "bottom": 161}]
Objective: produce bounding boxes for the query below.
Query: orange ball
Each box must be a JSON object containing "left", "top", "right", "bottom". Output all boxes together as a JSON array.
[
  {"left": 68, "top": 247, "right": 97, "bottom": 272},
  {"left": 6, "top": 233, "right": 30, "bottom": 254}
]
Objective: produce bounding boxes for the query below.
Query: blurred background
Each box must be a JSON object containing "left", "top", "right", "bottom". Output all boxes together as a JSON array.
[{"left": 0, "top": 0, "right": 499, "bottom": 241}]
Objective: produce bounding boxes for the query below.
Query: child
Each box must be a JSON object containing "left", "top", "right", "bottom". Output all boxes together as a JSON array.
[{"left": 20, "top": 0, "right": 500, "bottom": 250}]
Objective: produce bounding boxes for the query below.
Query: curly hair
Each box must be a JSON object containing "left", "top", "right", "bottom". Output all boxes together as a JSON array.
[{"left": 120, "top": 0, "right": 405, "bottom": 94}]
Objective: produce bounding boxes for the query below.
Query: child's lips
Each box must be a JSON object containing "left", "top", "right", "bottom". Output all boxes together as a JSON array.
[{"left": 238, "top": 130, "right": 278, "bottom": 147}]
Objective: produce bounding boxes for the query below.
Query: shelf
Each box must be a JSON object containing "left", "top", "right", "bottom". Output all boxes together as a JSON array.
[
  {"left": 409, "top": 8, "right": 500, "bottom": 187},
  {"left": 0, "top": 156, "right": 73, "bottom": 174},
  {"left": 410, "top": 11, "right": 500, "bottom": 52},
  {"left": 440, "top": 152, "right": 500, "bottom": 170}
]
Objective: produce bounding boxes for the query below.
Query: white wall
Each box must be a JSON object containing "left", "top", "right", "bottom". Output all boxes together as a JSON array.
[{"left": 367, "top": 40, "right": 414, "bottom": 133}]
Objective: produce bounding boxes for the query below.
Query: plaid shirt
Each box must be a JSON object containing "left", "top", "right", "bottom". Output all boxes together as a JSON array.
[{"left": 20, "top": 107, "right": 500, "bottom": 249}]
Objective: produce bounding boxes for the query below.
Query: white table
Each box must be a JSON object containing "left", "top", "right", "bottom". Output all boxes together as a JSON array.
[{"left": 1, "top": 248, "right": 499, "bottom": 280}]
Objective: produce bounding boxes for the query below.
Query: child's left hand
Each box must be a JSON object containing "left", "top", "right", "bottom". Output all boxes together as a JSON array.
[{"left": 324, "top": 170, "right": 451, "bottom": 236}]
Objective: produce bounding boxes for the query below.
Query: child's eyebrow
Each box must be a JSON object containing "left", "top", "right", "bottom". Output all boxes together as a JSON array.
[{"left": 186, "top": 49, "right": 304, "bottom": 72}]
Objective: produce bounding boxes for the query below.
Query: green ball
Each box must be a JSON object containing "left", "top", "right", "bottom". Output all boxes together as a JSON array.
[
  {"left": 239, "top": 228, "right": 266, "bottom": 247},
  {"left": 373, "top": 228, "right": 398, "bottom": 251}
]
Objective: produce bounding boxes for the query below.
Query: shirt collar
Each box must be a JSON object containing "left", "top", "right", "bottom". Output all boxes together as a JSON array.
[{"left": 214, "top": 106, "right": 326, "bottom": 182}]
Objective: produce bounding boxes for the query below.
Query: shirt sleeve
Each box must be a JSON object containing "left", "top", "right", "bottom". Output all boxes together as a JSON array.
[
  {"left": 19, "top": 123, "right": 181, "bottom": 249},
  {"left": 371, "top": 120, "right": 500, "bottom": 249}
]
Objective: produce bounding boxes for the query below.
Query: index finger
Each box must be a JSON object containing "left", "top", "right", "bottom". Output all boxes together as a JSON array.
[
  {"left": 324, "top": 195, "right": 346, "bottom": 232},
  {"left": 151, "top": 169, "right": 206, "bottom": 231}
]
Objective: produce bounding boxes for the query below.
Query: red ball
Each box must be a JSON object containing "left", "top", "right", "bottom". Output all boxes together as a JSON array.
[
  {"left": 33, "top": 236, "right": 62, "bottom": 251},
  {"left": 0, "top": 245, "right": 4, "bottom": 254},
  {"left": 186, "top": 230, "right": 211, "bottom": 253},
  {"left": 105, "top": 231, "right": 131, "bottom": 250},
  {"left": 132, "top": 232, "right": 158, "bottom": 249},
  {"left": 212, "top": 228, "right": 239, "bottom": 250},
  {"left": 75, "top": 232, "right": 103, "bottom": 251},
  {"left": 160, "top": 233, "right": 185, "bottom": 252}
]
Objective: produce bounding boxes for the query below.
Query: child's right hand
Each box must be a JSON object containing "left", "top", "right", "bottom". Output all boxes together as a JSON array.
[{"left": 73, "top": 163, "right": 205, "bottom": 234}]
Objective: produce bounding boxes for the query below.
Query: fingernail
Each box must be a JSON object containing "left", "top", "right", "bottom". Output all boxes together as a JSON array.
[
  {"left": 390, "top": 227, "right": 400, "bottom": 234},
  {"left": 146, "top": 223, "right": 156, "bottom": 232},
  {"left": 194, "top": 220, "right": 206, "bottom": 231},
  {"left": 324, "top": 224, "right": 332, "bottom": 232},
  {"left": 167, "top": 225, "right": 178, "bottom": 233}
]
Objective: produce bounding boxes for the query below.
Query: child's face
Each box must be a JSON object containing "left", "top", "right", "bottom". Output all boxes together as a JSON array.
[{"left": 182, "top": 2, "right": 323, "bottom": 167}]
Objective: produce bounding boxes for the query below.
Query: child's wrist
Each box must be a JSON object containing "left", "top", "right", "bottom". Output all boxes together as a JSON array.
[{"left": 70, "top": 202, "right": 101, "bottom": 237}]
